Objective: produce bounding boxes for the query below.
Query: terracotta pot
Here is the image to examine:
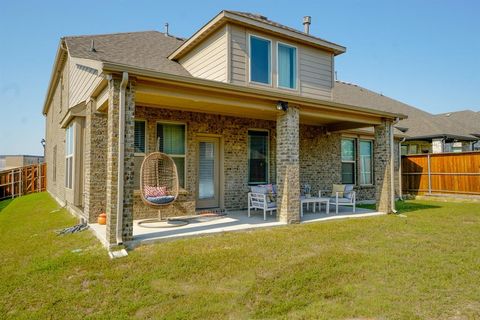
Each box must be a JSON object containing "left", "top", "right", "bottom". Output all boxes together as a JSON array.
[{"left": 98, "top": 213, "right": 107, "bottom": 225}]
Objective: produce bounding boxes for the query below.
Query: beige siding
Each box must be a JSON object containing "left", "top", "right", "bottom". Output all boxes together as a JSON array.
[
  {"left": 230, "top": 24, "right": 247, "bottom": 84},
  {"left": 45, "top": 59, "right": 70, "bottom": 204},
  {"left": 179, "top": 26, "right": 228, "bottom": 82},
  {"left": 68, "top": 58, "right": 102, "bottom": 107},
  {"left": 227, "top": 24, "right": 333, "bottom": 99},
  {"left": 299, "top": 47, "right": 332, "bottom": 99}
]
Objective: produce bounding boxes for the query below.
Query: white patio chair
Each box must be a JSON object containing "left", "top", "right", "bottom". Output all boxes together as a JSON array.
[
  {"left": 247, "top": 192, "right": 277, "bottom": 221},
  {"left": 319, "top": 184, "right": 356, "bottom": 214}
]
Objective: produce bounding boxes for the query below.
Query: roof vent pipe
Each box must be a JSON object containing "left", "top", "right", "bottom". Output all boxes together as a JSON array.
[
  {"left": 90, "top": 40, "right": 96, "bottom": 52},
  {"left": 164, "top": 23, "right": 169, "bottom": 36},
  {"left": 303, "top": 16, "right": 311, "bottom": 34}
]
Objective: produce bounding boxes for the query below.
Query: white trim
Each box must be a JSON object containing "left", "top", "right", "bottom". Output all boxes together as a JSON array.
[
  {"left": 276, "top": 41, "right": 299, "bottom": 91},
  {"left": 247, "top": 33, "right": 272, "bottom": 87},
  {"left": 247, "top": 129, "right": 270, "bottom": 185}
]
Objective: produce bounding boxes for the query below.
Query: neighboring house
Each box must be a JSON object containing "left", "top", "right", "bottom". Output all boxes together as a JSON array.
[
  {"left": 43, "top": 10, "right": 406, "bottom": 246},
  {"left": 0, "top": 155, "right": 44, "bottom": 171},
  {"left": 333, "top": 82, "right": 479, "bottom": 155}
]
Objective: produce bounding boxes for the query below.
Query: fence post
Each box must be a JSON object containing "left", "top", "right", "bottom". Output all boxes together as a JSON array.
[
  {"left": 427, "top": 154, "right": 432, "bottom": 194},
  {"left": 37, "top": 164, "right": 40, "bottom": 193},
  {"left": 10, "top": 171, "right": 14, "bottom": 199}
]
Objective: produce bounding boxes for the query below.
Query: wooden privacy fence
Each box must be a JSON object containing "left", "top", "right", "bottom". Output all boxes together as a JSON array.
[
  {"left": 402, "top": 152, "right": 480, "bottom": 195},
  {"left": 0, "top": 163, "right": 47, "bottom": 200}
]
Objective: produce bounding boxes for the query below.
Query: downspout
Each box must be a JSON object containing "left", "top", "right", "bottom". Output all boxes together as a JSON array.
[
  {"left": 116, "top": 72, "right": 129, "bottom": 245},
  {"left": 398, "top": 137, "right": 406, "bottom": 200},
  {"left": 391, "top": 118, "right": 399, "bottom": 213}
]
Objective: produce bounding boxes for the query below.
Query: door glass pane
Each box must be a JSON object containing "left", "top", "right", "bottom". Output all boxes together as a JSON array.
[
  {"left": 278, "top": 44, "right": 296, "bottom": 89},
  {"left": 199, "top": 142, "right": 215, "bottom": 200},
  {"left": 250, "top": 36, "right": 271, "bottom": 84}
]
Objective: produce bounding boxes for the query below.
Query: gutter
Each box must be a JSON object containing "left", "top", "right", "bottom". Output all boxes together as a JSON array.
[
  {"left": 398, "top": 137, "right": 406, "bottom": 200},
  {"left": 391, "top": 118, "right": 400, "bottom": 213},
  {"left": 116, "top": 72, "right": 129, "bottom": 245}
]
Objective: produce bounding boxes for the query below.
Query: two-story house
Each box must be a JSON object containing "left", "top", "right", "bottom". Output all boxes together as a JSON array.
[{"left": 43, "top": 11, "right": 406, "bottom": 246}]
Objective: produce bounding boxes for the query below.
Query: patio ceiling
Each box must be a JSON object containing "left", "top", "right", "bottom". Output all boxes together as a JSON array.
[{"left": 135, "top": 78, "right": 386, "bottom": 132}]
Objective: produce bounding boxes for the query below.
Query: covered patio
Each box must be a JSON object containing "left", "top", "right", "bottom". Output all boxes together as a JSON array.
[
  {"left": 85, "top": 66, "right": 401, "bottom": 248},
  {"left": 90, "top": 206, "right": 382, "bottom": 248}
]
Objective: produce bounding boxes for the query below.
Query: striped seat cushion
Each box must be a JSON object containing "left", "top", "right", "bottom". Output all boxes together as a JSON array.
[{"left": 144, "top": 186, "right": 167, "bottom": 198}]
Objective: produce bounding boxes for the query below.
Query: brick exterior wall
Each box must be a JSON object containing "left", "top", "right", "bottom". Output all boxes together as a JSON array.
[
  {"left": 105, "top": 77, "right": 136, "bottom": 244},
  {"left": 84, "top": 100, "right": 108, "bottom": 223},
  {"left": 133, "top": 106, "right": 277, "bottom": 219},
  {"left": 276, "top": 106, "right": 300, "bottom": 223},
  {"left": 129, "top": 106, "right": 400, "bottom": 220},
  {"left": 374, "top": 120, "right": 394, "bottom": 213}
]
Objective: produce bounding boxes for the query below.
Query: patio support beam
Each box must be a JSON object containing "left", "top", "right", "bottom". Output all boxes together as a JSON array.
[
  {"left": 276, "top": 105, "right": 301, "bottom": 223},
  {"left": 374, "top": 119, "right": 394, "bottom": 213},
  {"left": 105, "top": 75, "right": 136, "bottom": 245}
]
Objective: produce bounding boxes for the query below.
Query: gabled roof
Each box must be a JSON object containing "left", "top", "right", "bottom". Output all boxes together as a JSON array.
[
  {"left": 168, "top": 10, "right": 346, "bottom": 60},
  {"left": 435, "top": 110, "right": 480, "bottom": 136},
  {"left": 64, "top": 31, "right": 190, "bottom": 76},
  {"left": 333, "top": 81, "right": 479, "bottom": 141}
]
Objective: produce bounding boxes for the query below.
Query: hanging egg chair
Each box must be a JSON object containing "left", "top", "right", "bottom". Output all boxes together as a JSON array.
[
  {"left": 138, "top": 152, "right": 187, "bottom": 228},
  {"left": 140, "top": 152, "right": 179, "bottom": 206}
]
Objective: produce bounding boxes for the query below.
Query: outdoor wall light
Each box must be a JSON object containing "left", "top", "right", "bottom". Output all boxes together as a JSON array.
[{"left": 276, "top": 101, "right": 289, "bottom": 112}]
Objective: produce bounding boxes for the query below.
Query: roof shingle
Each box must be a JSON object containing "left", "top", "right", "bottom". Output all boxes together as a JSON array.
[{"left": 64, "top": 31, "right": 190, "bottom": 76}]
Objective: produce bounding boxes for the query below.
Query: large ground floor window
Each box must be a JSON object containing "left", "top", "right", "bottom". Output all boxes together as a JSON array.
[{"left": 341, "top": 138, "right": 374, "bottom": 185}]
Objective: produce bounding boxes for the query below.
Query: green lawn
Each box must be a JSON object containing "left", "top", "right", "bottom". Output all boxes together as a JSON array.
[{"left": 1, "top": 193, "right": 479, "bottom": 319}]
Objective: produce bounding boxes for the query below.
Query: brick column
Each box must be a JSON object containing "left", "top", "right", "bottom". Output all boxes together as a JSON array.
[
  {"left": 106, "top": 76, "right": 136, "bottom": 245},
  {"left": 374, "top": 119, "right": 394, "bottom": 213},
  {"left": 84, "top": 100, "right": 107, "bottom": 223},
  {"left": 276, "top": 106, "right": 300, "bottom": 223}
]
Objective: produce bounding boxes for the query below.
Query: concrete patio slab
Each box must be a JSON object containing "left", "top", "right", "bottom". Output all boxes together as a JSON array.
[{"left": 89, "top": 206, "right": 384, "bottom": 248}]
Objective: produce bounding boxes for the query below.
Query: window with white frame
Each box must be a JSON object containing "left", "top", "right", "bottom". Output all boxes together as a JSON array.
[
  {"left": 359, "top": 140, "right": 373, "bottom": 185},
  {"left": 65, "top": 124, "right": 74, "bottom": 189},
  {"left": 249, "top": 35, "right": 271, "bottom": 85},
  {"left": 157, "top": 123, "right": 186, "bottom": 188},
  {"left": 341, "top": 138, "right": 355, "bottom": 184},
  {"left": 248, "top": 130, "right": 269, "bottom": 184},
  {"left": 277, "top": 43, "right": 297, "bottom": 89}
]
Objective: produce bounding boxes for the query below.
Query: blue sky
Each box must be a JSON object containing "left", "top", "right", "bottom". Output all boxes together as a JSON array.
[{"left": 0, "top": 0, "right": 479, "bottom": 155}]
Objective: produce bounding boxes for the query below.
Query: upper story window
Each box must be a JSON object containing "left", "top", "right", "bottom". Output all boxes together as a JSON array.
[
  {"left": 277, "top": 43, "right": 297, "bottom": 89},
  {"left": 249, "top": 35, "right": 271, "bottom": 85}
]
